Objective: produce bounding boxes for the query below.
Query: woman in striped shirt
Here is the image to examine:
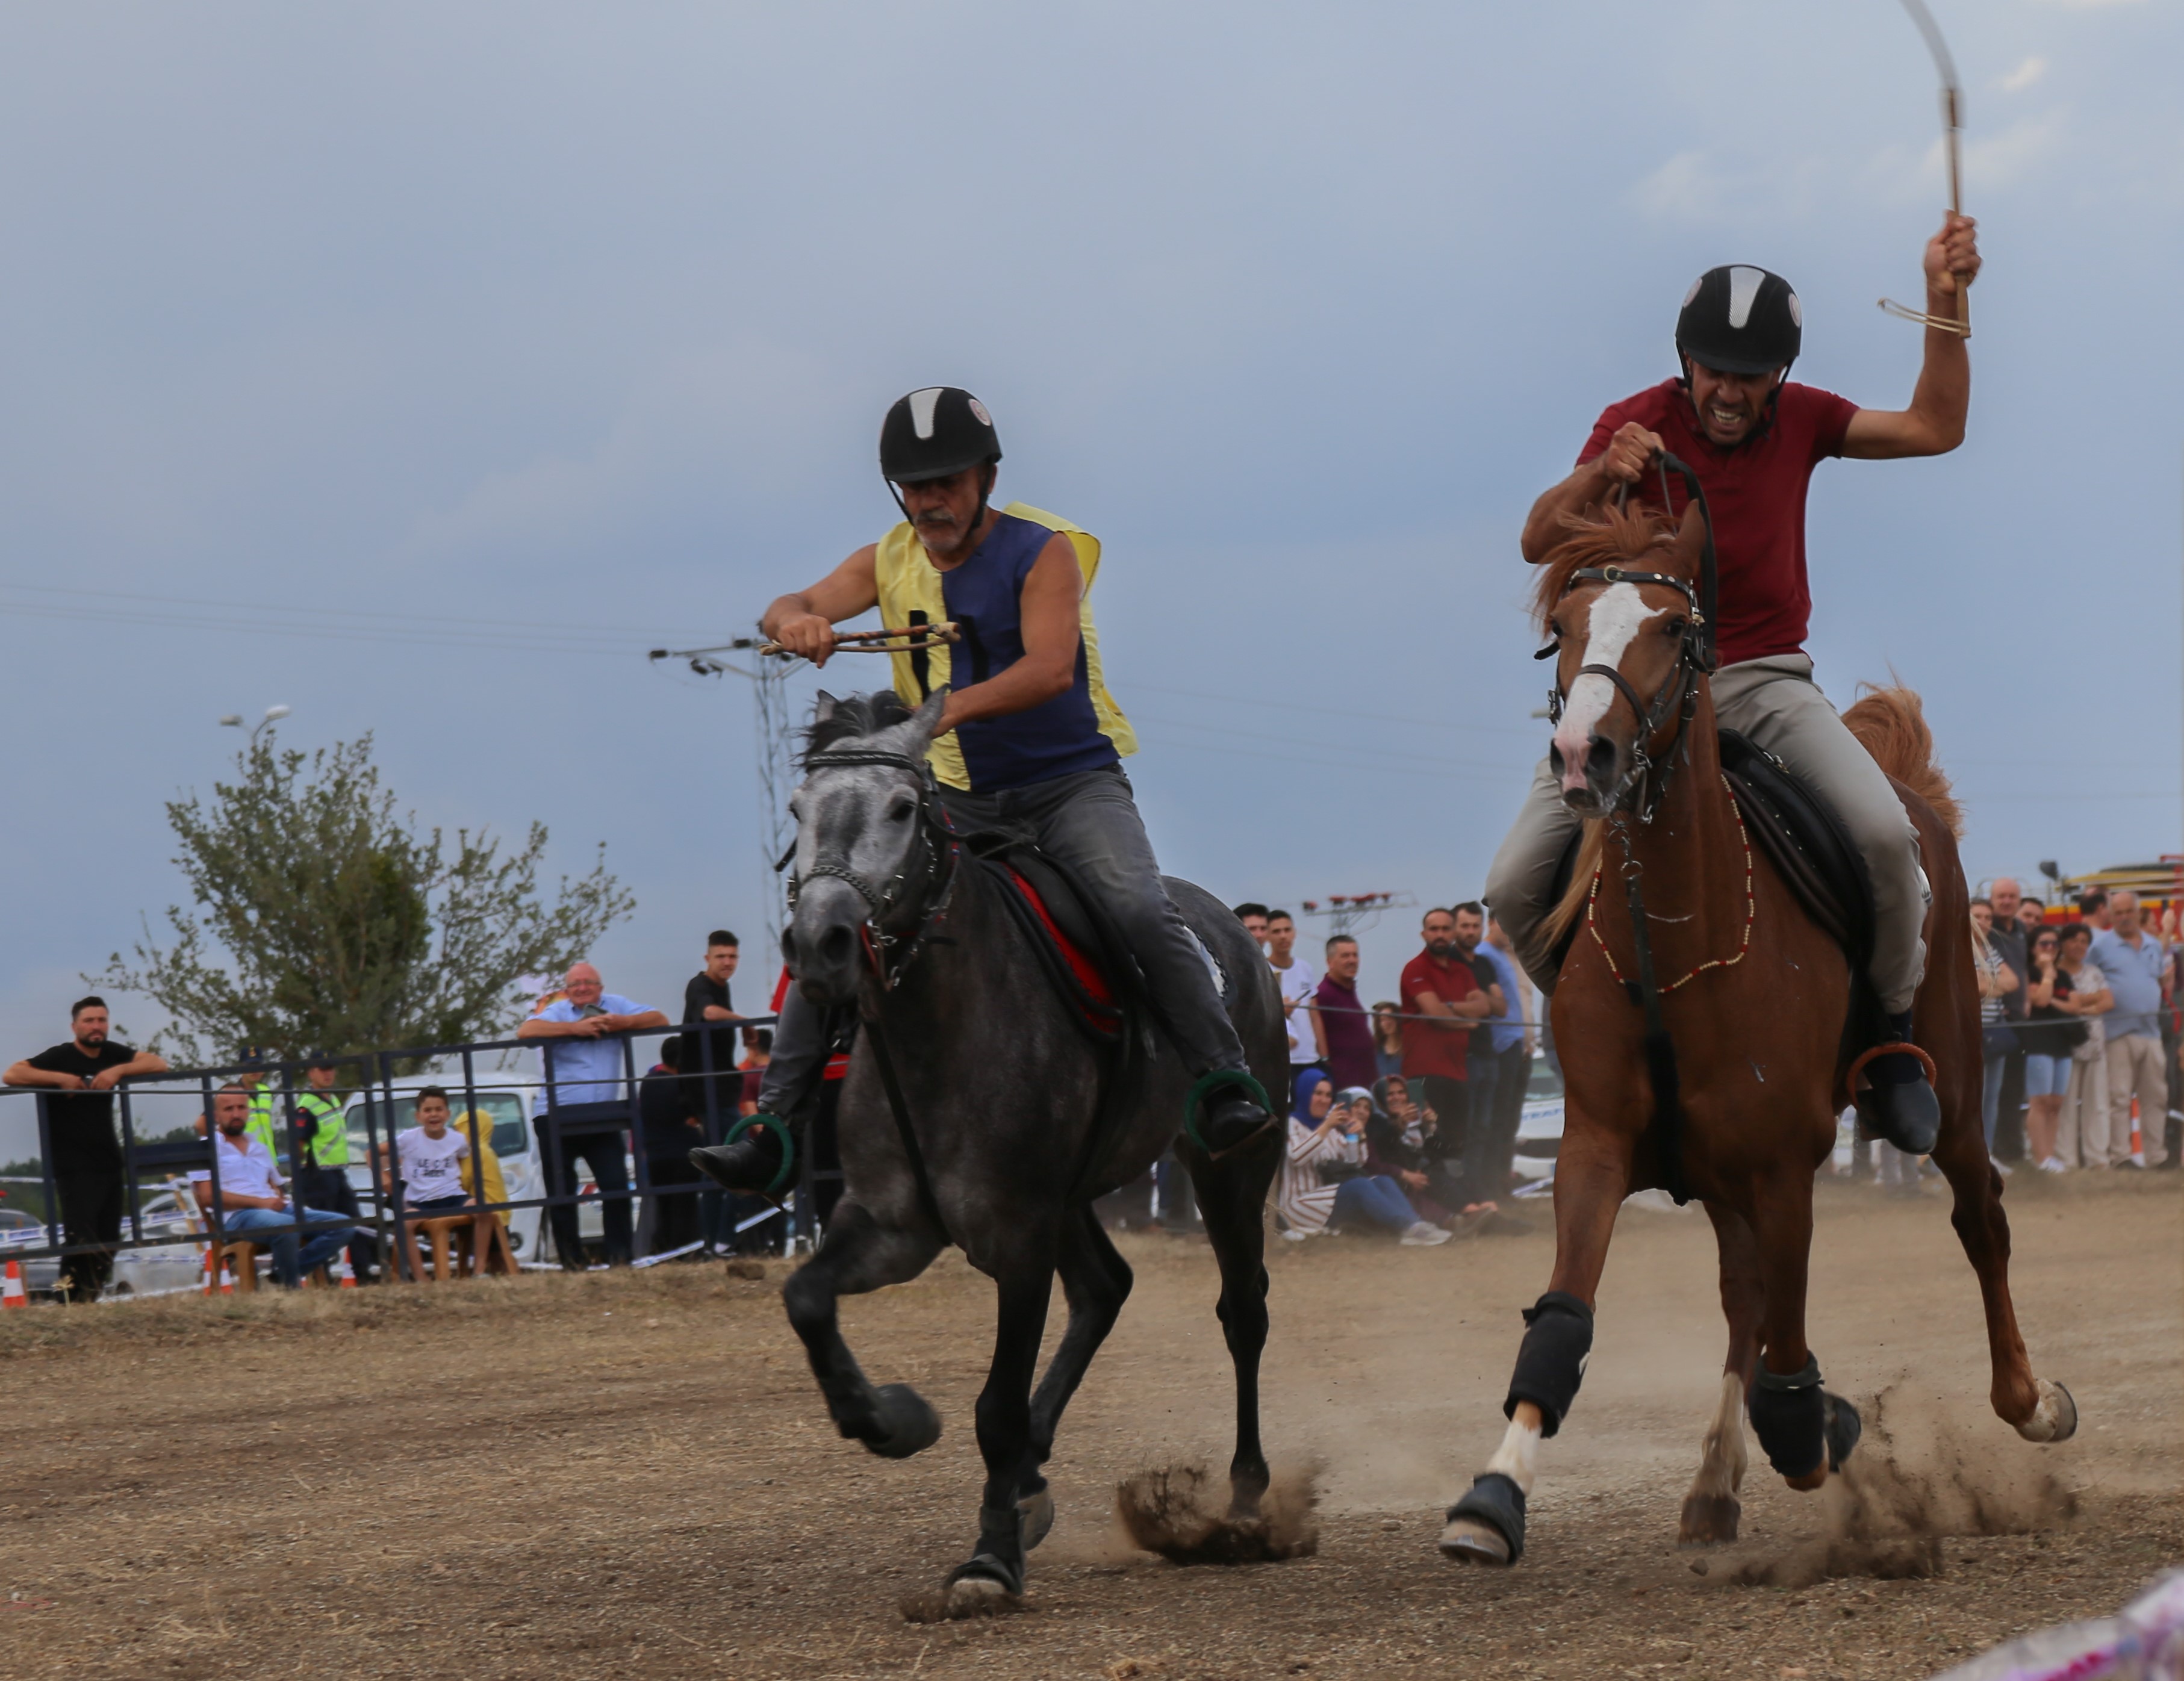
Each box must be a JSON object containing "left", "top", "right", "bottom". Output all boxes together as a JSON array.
[{"left": 1277, "top": 1071, "right": 1449, "bottom": 1245}]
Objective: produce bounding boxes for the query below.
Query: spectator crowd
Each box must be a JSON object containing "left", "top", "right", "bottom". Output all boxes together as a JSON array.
[{"left": 5, "top": 870, "right": 2177, "bottom": 1298}]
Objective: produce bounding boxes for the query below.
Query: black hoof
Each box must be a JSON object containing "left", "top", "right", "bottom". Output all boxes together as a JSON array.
[
  {"left": 1018, "top": 1485, "right": 1055, "bottom": 1552},
  {"left": 863, "top": 1383, "right": 942, "bottom": 1459},
  {"left": 1678, "top": 1492, "right": 1741, "bottom": 1546},
  {"left": 1440, "top": 1471, "right": 1526, "bottom": 1565},
  {"left": 945, "top": 1552, "right": 1025, "bottom": 1594},
  {"left": 1823, "top": 1391, "right": 1862, "bottom": 1471}
]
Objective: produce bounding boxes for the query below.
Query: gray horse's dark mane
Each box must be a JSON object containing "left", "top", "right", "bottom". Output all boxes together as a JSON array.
[{"left": 803, "top": 691, "right": 915, "bottom": 766}]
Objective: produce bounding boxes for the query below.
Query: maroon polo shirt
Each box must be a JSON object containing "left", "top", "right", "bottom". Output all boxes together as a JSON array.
[
  {"left": 1399, "top": 949, "right": 1479, "bottom": 1083},
  {"left": 1311, "top": 972, "right": 1378, "bottom": 1093},
  {"left": 1579, "top": 379, "right": 1859, "bottom": 668}
]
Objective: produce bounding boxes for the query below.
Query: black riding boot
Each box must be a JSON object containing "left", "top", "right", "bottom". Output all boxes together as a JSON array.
[
  {"left": 689, "top": 989, "right": 844, "bottom": 1196},
  {"left": 1855, "top": 1011, "right": 1941, "bottom": 1156},
  {"left": 1190, "top": 1070, "right": 1279, "bottom": 1160}
]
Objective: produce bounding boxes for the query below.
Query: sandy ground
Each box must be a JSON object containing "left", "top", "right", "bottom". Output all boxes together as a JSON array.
[{"left": 0, "top": 1169, "right": 2176, "bottom": 1681}]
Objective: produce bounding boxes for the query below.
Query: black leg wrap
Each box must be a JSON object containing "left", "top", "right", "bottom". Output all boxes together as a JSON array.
[
  {"left": 1504, "top": 1290, "right": 1594, "bottom": 1438},
  {"left": 947, "top": 1503, "right": 1027, "bottom": 1593},
  {"left": 1748, "top": 1355, "right": 1826, "bottom": 1477},
  {"left": 1447, "top": 1473, "right": 1528, "bottom": 1564}
]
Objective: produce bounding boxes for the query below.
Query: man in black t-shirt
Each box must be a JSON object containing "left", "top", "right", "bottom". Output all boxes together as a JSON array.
[
  {"left": 3, "top": 996, "right": 169, "bottom": 1298},
  {"left": 681, "top": 930, "right": 743, "bottom": 1136}
]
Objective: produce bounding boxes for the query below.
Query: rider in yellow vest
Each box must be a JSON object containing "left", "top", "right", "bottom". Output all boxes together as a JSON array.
[{"left": 694, "top": 387, "right": 1274, "bottom": 1195}]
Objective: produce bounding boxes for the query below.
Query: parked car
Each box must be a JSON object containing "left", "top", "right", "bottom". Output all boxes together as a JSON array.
[
  {"left": 1511, "top": 1053, "right": 1565, "bottom": 1187},
  {"left": 0, "top": 1205, "right": 61, "bottom": 1297},
  {"left": 107, "top": 1189, "right": 213, "bottom": 1297}
]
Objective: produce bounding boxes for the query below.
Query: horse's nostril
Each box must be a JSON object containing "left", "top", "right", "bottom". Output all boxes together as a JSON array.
[
  {"left": 1586, "top": 736, "right": 1619, "bottom": 785},
  {"left": 1548, "top": 742, "right": 1566, "bottom": 780},
  {"left": 817, "top": 924, "right": 854, "bottom": 967}
]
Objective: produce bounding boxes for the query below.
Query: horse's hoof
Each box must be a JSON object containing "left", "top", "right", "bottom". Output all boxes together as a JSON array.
[
  {"left": 863, "top": 1383, "right": 942, "bottom": 1459},
  {"left": 1439, "top": 1517, "right": 1513, "bottom": 1565},
  {"left": 898, "top": 1566, "right": 1025, "bottom": 1624},
  {"left": 1440, "top": 1473, "right": 1526, "bottom": 1566},
  {"left": 1018, "top": 1487, "right": 1056, "bottom": 1552},
  {"left": 1823, "top": 1391, "right": 1862, "bottom": 1471},
  {"left": 1678, "top": 1493, "right": 1740, "bottom": 1546},
  {"left": 2015, "top": 1379, "right": 2079, "bottom": 1444}
]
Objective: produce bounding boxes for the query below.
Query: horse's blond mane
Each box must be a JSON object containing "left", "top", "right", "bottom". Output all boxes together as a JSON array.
[{"left": 1530, "top": 502, "right": 1686, "bottom": 632}]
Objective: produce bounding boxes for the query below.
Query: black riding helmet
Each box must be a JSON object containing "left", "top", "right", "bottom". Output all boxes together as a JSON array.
[
  {"left": 1675, "top": 265, "right": 1802, "bottom": 378},
  {"left": 879, "top": 387, "right": 1002, "bottom": 485}
]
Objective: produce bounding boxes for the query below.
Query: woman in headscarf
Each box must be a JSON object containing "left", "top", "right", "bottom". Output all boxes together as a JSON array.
[
  {"left": 1275, "top": 1070, "right": 1449, "bottom": 1244},
  {"left": 1365, "top": 1075, "right": 1455, "bottom": 1227}
]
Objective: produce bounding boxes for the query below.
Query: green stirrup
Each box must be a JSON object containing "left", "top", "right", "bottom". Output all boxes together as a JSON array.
[
  {"left": 1181, "top": 1069, "right": 1274, "bottom": 1155},
  {"left": 723, "top": 1112, "right": 797, "bottom": 1201}
]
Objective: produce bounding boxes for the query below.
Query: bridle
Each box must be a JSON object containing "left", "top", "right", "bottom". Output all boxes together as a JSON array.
[
  {"left": 1535, "top": 452, "right": 1720, "bottom": 825},
  {"left": 784, "top": 748, "right": 959, "bottom": 986}
]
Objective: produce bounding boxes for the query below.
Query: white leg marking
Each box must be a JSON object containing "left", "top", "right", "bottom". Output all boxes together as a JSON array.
[
  {"left": 1552, "top": 583, "right": 1666, "bottom": 788},
  {"left": 1690, "top": 1371, "right": 1749, "bottom": 1499},
  {"left": 1483, "top": 1415, "right": 1545, "bottom": 1497}
]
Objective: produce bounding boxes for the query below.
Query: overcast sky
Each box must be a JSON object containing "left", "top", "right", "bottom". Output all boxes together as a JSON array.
[{"left": 1, "top": 1, "right": 2177, "bottom": 1157}]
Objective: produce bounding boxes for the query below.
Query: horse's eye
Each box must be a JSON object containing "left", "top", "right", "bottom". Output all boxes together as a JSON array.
[
  {"left": 1664, "top": 617, "right": 1688, "bottom": 637},
  {"left": 886, "top": 797, "right": 915, "bottom": 824}
]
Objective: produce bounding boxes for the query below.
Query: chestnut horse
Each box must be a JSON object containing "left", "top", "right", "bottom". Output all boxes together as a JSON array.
[{"left": 1440, "top": 498, "right": 2076, "bottom": 1568}]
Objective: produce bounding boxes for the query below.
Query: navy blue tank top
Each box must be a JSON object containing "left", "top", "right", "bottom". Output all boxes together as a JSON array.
[{"left": 941, "top": 513, "right": 1119, "bottom": 792}]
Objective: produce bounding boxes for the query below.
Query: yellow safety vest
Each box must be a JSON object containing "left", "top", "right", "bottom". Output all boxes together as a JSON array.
[
  {"left": 871, "top": 502, "right": 1136, "bottom": 791},
  {"left": 296, "top": 1091, "right": 349, "bottom": 1168},
  {"left": 244, "top": 1086, "right": 281, "bottom": 1161}
]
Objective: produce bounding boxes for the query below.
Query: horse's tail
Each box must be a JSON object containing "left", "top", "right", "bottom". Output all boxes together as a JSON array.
[
  {"left": 1542, "top": 820, "right": 1605, "bottom": 948},
  {"left": 1843, "top": 683, "right": 1964, "bottom": 838}
]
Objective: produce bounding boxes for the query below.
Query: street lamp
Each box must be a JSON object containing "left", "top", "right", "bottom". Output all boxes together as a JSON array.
[{"left": 220, "top": 704, "right": 291, "bottom": 748}]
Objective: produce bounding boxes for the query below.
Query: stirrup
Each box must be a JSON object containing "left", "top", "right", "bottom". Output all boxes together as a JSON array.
[
  {"left": 718, "top": 1113, "right": 798, "bottom": 1202},
  {"left": 1181, "top": 1069, "right": 1277, "bottom": 1161}
]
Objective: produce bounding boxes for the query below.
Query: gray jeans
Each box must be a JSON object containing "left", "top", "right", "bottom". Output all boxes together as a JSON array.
[
  {"left": 1482, "top": 654, "right": 1930, "bottom": 1014},
  {"left": 759, "top": 763, "right": 1247, "bottom": 1117}
]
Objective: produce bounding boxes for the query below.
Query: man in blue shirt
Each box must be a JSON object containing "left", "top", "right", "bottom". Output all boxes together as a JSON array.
[
  {"left": 516, "top": 962, "right": 669, "bottom": 1266},
  {"left": 2088, "top": 893, "right": 2171, "bottom": 1170}
]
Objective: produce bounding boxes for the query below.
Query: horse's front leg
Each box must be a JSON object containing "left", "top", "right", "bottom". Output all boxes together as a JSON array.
[
  {"left": 780, "top": 1199, "right": 946, "bottom": 1456},
  {"left": 939, "top": 1263, "right": 1055, "bottom": 1609},
  {"left": 1679, "top": 1201, "right": 1761, "bottom": 1544},
  {"left": 1440, "top": 1126, "right": 1631, "bottom": 1567},
  {"left": 1746, "top": 1165, "right": 1862, "bottom": 1494}
]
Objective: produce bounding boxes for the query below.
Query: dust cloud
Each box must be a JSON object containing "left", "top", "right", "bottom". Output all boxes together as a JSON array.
[{"left": 1113, "top": 1462, "right": 1321, "bottom": 1564}]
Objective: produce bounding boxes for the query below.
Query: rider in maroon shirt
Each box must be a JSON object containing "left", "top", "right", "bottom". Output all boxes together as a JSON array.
[{"left": 1486, "top": 215, "right": 1982, "bottom": 1153}]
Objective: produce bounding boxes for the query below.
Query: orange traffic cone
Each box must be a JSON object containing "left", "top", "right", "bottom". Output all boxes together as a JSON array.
[
  {"left": 202, "top": 1248, "right": 217, "bottom": 1296},
  {"left": 2, "top": 1259, "right": 25, "bottom": 1308},
  {"left": 334, "top": 1255, "right": 358, "bottom": 1290}
]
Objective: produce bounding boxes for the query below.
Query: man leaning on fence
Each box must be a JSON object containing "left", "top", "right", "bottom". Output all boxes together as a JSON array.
[
  {"left": 4, "top": 996, "right": 169, "bottom": 1300},
  {"left": 515, "top": 962, "right": 667, "bottom": 1270},
  {"left": 190, "top": 1086, "right": 353, "bottom": 1288}
]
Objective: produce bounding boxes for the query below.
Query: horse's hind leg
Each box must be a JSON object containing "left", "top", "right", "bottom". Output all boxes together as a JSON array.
[
  {"left": 1016, "top": 1205, "right": 1135, "bottom": 1547},
  {"left": 1929, "top": 1088, "right": 2077, "bottom": 1441},
  {"left": 1190, "top": 1141, "right": 1277, "bottom": 1518},
  {"left": 781, "top": 1199, "right": 947, "bottom": 1457},
  {"left": 1679, "top": 1202, "right": 1761, "bottom": 1544}
]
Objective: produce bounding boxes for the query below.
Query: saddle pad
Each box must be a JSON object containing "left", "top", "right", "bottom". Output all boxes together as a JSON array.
[
  {"left": 1006, "top": 866, "right": 1116, "bottom": 1012},
  {"left": 1717, "top": 728, "right": 1876, "bottom": 980}
]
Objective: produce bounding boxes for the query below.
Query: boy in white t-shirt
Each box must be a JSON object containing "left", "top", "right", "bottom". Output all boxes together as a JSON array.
[
  {"left": 382, "top": 1087, "right": 474, "bottom": 1213},
  {"left": 1266, "top": 910, "right": 1324, "bottom": 1072}
]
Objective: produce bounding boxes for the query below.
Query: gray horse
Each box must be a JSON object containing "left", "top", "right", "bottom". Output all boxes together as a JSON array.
[{"left": 770, "top": 688, "right": 1288, "bottom": 1614}]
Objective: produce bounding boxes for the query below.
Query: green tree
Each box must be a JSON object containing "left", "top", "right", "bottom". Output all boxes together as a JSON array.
[{"left": 96, "top": 731, "right": 634, "bottom": 1065}]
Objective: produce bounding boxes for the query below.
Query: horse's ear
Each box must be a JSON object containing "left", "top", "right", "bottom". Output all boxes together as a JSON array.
[
  {"left": 908, "top": 685, "right": 950, "bottom": 743},
  {"left": 813, "top": 691, "right": 841, "bottom": 724},
  {"left": 1672, "top": 498, "right": 1708, "bottom": 576}
]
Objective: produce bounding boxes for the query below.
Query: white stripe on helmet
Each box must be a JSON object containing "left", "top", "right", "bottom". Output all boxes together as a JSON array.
[
  {"left": 908, "top": 387, "right": 945, "bottom": 440},
  {"left": 1726, "top": 267, "right": 1767, "bottom": 329}
]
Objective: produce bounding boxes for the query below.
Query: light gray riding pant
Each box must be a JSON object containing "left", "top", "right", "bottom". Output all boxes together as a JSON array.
[{"left": 1482, "top": 654, "right": 1930, "bottom": 1015}]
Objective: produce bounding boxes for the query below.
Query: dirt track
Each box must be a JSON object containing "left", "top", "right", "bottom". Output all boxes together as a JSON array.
[{"left": 1, "top": 1170, "right": 2176, "bottom": 1681}]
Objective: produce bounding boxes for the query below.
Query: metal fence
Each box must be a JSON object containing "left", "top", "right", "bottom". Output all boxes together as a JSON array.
[{"left": 0, "top": 1014, "right": 841, "bottom": 1288}]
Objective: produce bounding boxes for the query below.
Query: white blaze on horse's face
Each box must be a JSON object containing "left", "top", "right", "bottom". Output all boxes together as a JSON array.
[{"left": 1553, "top": 582, "right": 1664, "bottom": 796}]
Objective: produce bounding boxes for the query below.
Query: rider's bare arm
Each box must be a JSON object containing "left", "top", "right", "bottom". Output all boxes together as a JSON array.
[
  {"left": 1842, "top": 214, "right": 1979, "bottom": 460},
  {"left": 1520, "top": 424, "right": 1664, "bottom": 564},
  {"left": 759, "top": 547, "right": 883, "bottom": 667},
  {"left": 935, "top": 537, "right": 1083, "bottom": 735}
]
